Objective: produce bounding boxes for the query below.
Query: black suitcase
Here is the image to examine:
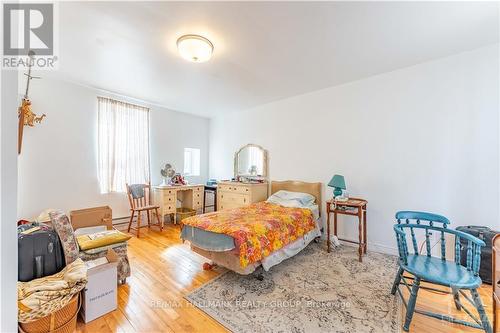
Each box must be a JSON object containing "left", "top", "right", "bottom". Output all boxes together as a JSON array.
[
  {"left": 456, "top": 226, "right": 499, "bottom": 285},
  {"left": 18, "top": 225, "right": 65, "bottom": 282}
]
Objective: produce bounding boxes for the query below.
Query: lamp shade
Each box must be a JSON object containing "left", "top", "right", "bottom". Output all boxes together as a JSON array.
[{"left": 328, "top": 174, "right": 346, "bottom": 189}]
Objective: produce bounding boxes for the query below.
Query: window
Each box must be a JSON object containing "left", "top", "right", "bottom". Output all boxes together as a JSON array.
[
  {"left": 97, "top": 97, "right": 150, "bottom": 193},
  {"left": 183, "top": 148, "right": 200, "bottom": 176}
]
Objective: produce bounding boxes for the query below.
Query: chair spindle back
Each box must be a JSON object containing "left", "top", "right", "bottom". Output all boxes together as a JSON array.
[
  {"left": 126, "top": 183, "right": 152, "bottom": 210},
  {"left": 394, "top": 211, "right": 485, "bottom": 276}
]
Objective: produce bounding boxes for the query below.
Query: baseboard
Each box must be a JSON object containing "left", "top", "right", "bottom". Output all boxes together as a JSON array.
[
  {"left": 112, "top": 216, "right": 131, "bottom": 225},
  {"left": 366, "top": 242, "right": 398, "bottom": 256},
  {"left": 334, "top": 237, "right": 398, "bottom": 256}
]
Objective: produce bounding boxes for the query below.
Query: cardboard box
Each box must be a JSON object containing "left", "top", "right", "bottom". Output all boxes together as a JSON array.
[
  {"left": 80, "top": 249, "right": 118, "bottom": 323},
  {"left": 70, "top": 206, "right": 113, "bottom": 230}
]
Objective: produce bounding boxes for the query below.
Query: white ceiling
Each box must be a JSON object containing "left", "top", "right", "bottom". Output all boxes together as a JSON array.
[{"left": 48, "top": 1, "right": 498, "bottom": 118}]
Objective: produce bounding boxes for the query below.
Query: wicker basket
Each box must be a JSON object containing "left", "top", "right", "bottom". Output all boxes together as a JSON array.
[
  {"left": 19, "top": 293, "right": 80, "bottom": 333},
  {"left": 176, "top": 207, "right": 196, "bottom": 225}
]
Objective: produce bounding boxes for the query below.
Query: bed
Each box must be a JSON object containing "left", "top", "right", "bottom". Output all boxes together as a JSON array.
[{"left": 180, "top": 180, "right": 322, "bottom": 275}]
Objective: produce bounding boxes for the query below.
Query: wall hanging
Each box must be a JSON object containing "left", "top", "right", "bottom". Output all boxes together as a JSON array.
[{"left": 18, "top": 52, "right": 46, "bottom": 154}]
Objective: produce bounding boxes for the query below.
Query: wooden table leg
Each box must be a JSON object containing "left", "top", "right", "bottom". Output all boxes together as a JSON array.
[
  {"left": 327, "top": 202, "right": 331, "bottom": 253},
  {"left": 358, "top": 209, "right": 363, "bottom": 262},
  {"left": 363, "top": 207, "right": 367, "bottom": 254},
  {"left": 333, "top": 211, "right": 338, "bottom": 237},
  {"left": 155, "top": 208, "right": 162, "bottom": 231}
]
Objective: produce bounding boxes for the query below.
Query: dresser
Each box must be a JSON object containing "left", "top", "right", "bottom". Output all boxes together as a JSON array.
[
  {"left": 153, "top": 185, "right": 204, "bottom": 224},
  {"left": 217, "top": 181, "right": 268, "bottom": 211}
]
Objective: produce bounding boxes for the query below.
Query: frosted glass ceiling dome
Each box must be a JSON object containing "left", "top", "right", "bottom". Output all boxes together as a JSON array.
[{"left": 177, "top": 35, "right": 214, "bottom": 63}]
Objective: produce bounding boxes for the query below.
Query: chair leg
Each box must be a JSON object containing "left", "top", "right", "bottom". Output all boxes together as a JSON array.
[
  {"left": 155, "top": 208, "right": 162, "bottom": 231},
  {"left": 391, "top": 267, "right": 404, "bottom": 295},
  {"left": 403, "top": 277, "right": 421, "bottom": 331},
  {"left": 452, "top": 288, "right": 462, "bottom": 311},
  {"left": 137, "top": 212, "right": 141, "bottom": 238},
  {"left": 127, "top": 211, "right": 135, "bottom": 233},
  {"left": 147, "top": 210, "right": 151, "bottom": 228},
  {"left": 471, "top": 289, "right": 492, "bottom": 333}
]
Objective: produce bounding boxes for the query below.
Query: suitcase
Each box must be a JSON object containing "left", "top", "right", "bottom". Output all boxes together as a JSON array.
[
  {"left": 456, "top": 225, "right": 499, "bottom": 285},
  {"left": 18, "top": 225, "right": 65, "bottom": 282}
]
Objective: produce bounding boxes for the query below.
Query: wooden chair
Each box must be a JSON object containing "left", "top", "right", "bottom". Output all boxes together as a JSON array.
[
  {"left": 126, "top": 183, "right": 162, "bottom": 237},
  {"left": 392, "top": 211, "right": 492, "bottom": 333}
]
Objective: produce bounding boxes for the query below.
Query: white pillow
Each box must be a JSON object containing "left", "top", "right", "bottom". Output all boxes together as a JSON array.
[
  {"left": 268, "top": 190, "right": 315, "bottom": 205},
  {"left": 266, "top": 195, "right": 320, "bottom": 220},
  {"left": 266, "top": 196, "right": 305, "bottom": 208}
]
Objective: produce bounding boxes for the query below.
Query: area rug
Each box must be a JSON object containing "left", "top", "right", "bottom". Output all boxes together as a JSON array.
[{"left": 185, "top": 242, "right": 401, "bottom": 333}]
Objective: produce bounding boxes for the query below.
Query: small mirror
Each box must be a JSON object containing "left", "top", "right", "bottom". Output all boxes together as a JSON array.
[{"left": 234, "top": 144, "right": 268, "bottom": 179}]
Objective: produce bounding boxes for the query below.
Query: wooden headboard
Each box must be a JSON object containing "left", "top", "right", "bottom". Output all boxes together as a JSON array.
[{"left": 270, "top": 180, "right": 322, "bottom": 216}]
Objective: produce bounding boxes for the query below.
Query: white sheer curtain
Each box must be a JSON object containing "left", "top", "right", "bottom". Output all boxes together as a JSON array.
[{"left": 98, "top": 97, "right": 150, "bottom": 193}]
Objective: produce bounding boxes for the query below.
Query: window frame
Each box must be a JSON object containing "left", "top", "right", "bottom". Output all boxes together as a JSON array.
[
  {"left": 183, "top": 147, "right": 201, "bottom": 177},
  {"left": 97, "top": 96, "right": 151, "bottom": 193}
]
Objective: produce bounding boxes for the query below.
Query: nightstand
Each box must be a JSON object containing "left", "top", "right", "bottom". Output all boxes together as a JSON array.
[{"left": 326, "top": 198, "right": 368, "bottom": 262}]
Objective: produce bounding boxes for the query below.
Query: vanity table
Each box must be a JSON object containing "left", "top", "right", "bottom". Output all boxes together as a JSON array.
[
  {"left": 152, "top": 184, "right": 204, "bottom": 224},
  {"left": 217, "top": 144, "right": 269, "bottom": 211}
]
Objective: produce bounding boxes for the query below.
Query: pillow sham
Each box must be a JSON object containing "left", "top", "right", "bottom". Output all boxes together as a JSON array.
[
  {"left": 266, "top": 196, "right": 320, "bottom": 220},
  {"left": 266, "top": 197, "right": 308, "bottom": 208},
  {"left": 268, "top": 190, "right": 315, "bottom": 205}
]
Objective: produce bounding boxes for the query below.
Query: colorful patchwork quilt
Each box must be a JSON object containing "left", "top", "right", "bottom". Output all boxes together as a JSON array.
[{"left": 182, "top": 202, "right": 316, "bottom": 268}]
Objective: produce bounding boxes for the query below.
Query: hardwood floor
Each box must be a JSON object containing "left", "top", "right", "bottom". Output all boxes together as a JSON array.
[{"left": 76, "top": 224, "right": 495, "bottom": 333}]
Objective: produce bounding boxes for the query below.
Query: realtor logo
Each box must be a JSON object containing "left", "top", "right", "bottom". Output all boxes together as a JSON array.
[
  {"left": 2, "top": 3, "right": 57, "bottom": 69},
  {"left": 4, "top": 3, "right": 53, "bottom": 55}
]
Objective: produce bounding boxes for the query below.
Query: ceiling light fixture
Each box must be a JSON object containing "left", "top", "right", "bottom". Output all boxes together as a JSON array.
[{"left": 176, "top": 34, "right": 214, "bottom": 63}]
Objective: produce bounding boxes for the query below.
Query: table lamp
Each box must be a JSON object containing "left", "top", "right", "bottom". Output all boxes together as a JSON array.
[{"left": 328, "top": 174, "right": 346, "bottom": 198}]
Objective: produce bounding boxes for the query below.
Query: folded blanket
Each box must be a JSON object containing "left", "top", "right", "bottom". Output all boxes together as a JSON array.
[
  {"left": 18, "top": 259, "right": 87, "bottom": 323},
  {"left": 77, "top": 229, "right": 131, "bottom": 251}
]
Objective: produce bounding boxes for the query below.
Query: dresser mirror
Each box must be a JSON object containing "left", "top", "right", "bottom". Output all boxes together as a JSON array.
[{"left": 234, "top": 144, "right": 268, "bottom": 180}]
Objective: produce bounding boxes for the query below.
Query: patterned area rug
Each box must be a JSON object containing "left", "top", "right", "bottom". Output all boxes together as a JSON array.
[{"left": 185, "top": 243, "right": 401, "bottom": 333}]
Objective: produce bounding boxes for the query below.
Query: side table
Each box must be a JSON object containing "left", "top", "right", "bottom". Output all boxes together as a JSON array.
[{"left": 326, "top": 198, "right": 368, "bottom": 262}]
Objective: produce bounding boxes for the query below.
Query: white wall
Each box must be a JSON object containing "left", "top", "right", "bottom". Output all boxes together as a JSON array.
[
  {"left": 1, "top": 69, "right": 19, "bottom": 332},
  {"left": 209, "top": 45, "right": 500, "bottom": 254},
  {"left": 18, "top": 77, "right": 209, "bottom": 219}
]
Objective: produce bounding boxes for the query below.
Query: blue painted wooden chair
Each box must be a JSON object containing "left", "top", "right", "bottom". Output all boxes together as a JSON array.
[{"left": 392, "top": 211, "right": 492, "bottom": 333}]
